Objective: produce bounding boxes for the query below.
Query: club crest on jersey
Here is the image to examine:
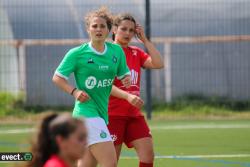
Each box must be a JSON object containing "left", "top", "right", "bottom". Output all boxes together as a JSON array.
[
  {"left": 87, "top": 58, "right": 94, "bottom": 64},
  {"left": 111, "top": 134, "right": 117, "bottom": 141},
  {"left": 132, "top": 50, "right": 137, "bottom": 56},
  {"left": 112, "top": 55, "right": 117, "bottom": 63},
  {"left": 100, "top": 130, "right": 107, "bottom": 139}
]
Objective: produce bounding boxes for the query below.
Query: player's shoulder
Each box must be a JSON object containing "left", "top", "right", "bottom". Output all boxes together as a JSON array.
[
  {"left": 128, "top": 45, "right": 144, "bottom": 52},
  {"left": 128, "top": 45, "right": 146, "bottom": 57},
  {"left": 43, "top": 155, "right": 67, "bottom": 167},
  {"left": 69, "top": 42, "right": 88, "bottom": 52},
  {"left": 106, "top": 41, "right": 122, "bottom": 51},
  {"left": 66, "top": 43, "right": 88, "bottom": 56}
]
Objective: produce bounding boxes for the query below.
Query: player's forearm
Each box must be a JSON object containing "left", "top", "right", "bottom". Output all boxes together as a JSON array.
[
  {"left": 52, "top": 75, "right": 75, "bottom": 95},
  {"left": 144, "top": 40, "right": 164, "bottom": 69},
  {"left": 111, "top": 86, "right": 128, "bottom": 100}
]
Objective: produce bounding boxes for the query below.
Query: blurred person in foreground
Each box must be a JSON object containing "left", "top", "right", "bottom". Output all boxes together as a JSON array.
[{"left": 26, "top": 113, "right": 87, "bottom": 167}]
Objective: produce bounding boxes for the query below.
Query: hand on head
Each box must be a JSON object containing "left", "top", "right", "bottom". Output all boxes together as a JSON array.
[{"left": 135, "top": 24, "right": 148, "bottom": 43}]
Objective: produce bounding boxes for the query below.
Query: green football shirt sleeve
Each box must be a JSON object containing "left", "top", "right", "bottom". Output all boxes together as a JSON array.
[
  {"left": 55, "top": 48, "right": 78, "bottom": 80},
  {"left": 116, "top": 46, "right": 130, "bottom": 80}
]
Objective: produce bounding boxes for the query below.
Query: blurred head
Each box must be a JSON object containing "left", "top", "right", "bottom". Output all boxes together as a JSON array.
[
  {"left": 112, "top": 13, "right": 136, "bottom": 46},
  {"left": 27, "top": 113, "right": 87, "bottom": 167},
  {"left": 51, "top": 114, "right": 87, "bottom": 160},
  {"left": 85, "top": 7, "right": 113, "bottom": 43}
]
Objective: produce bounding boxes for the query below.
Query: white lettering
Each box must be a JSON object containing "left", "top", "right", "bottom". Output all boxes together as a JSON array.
[
  {"left": 1, "top": 155, "right": 18, "bottom": 160},
  {"left": 86, "top": 76, "right": 114, "bottom": 89},
  {"left": 103, "top": 79, "right": 107, "bottom": 87},
  {"left": 131, "top": 69, "right": 138, "bottom": 85},
  {"left": 99, "top": 65, "right": 109, "bottom": 70},
  {"left": 108, "top": 79, "right": 113, "bottom": 85},
  {"left": 96, "top": 79, "right": 114, "bottom": 88},
  {"left": 0, "top": 153, "right": 23, "bottom": 161},
  {"left": 97, "top": 80, "right": 103, "bottom": 88}
]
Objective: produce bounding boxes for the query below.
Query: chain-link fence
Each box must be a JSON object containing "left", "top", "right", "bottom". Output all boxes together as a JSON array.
[{"left": 1, "top": 0, "right": 250, "bottom": 106}]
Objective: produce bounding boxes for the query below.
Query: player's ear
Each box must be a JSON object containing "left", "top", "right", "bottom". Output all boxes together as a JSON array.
[{"left": 55, "top": 135, "right": 64, "bottom": 148}]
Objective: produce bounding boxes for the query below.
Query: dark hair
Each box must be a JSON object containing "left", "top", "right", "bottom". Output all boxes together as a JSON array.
[
  {"left": 85, "top": 6, "right": 113, "bottom": 31},
  {"left": 26, "top": 113, "right": 83, "bottom": 167},
  {"left": 112, "top": 13, "right": 136, "bottom": 41}
]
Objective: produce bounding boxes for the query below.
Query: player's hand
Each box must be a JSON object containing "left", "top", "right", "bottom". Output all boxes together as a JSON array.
[
  {"left": 73, "top": 90, "right": 90, "bottom": 103},
  {"left": 121, "top": 75, "right": 131, "bottom": 88},
  {"left": 135, "top": 24, "right": 148, "bottom": 43},
  {"left": 127, "top": 94, "right": 144, "bottom": 109}
]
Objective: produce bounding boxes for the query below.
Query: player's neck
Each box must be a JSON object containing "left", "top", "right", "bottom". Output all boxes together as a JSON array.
[
  {"left": 114, "top": 40, "right": 128, "bottom": 48},
  {"left": 90, "top": 41, "right": 105, "bottom": 52},
  {"left": 58, "top": 153, "right": 74, "bottom": 167}
]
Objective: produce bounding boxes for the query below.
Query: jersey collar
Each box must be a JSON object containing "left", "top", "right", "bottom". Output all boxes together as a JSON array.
[{"left": 88, "top": 42, "right": 107, "bottom": 55}]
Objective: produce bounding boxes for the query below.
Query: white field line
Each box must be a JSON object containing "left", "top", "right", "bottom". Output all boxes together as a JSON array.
[
  {"left": 0, "top": 154, "right": 249, "bottom": 163},
  {"left": 0, "top": 124, "right": 250, "bottom": 134},
  {"left": 0, "top": 128, "right": 35, "bottom": 134},
  {"left": 150, "top": 124, "right": 250, "bottom": 130},
  {"left": 120, "top": 154, "right": 250, "bottom": 159}
]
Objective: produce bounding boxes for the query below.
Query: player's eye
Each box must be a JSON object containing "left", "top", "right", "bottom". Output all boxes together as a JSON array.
[
  {"left": 100, "top": 24, "right": 106, "bottom": 28},
  {"left": 121, "top": 27, "right": 127, "bottom": 31},
  {"left": 92, "top": 24, "right": 98, "bottom": 28},
  {"left": 129, "top": 28, "right": 135, "bottom": 33}
]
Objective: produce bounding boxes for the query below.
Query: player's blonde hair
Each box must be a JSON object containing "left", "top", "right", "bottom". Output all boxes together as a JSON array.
[{"left": 84, "top": 7, "right": 113, "bottom": 31}]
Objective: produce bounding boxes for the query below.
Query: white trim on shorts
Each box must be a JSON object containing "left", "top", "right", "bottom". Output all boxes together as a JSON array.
[{"left": 85, "top": 117, "right": 112, "bottom": 146}]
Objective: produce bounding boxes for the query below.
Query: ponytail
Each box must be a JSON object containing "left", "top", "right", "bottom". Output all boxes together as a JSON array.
[
  {"left": 112, "top": 33, "right": 116, "bottom": 41},
  {"left": 27, "top": 113, "right": 58, "bottom": 167},
  {"left": 26, "top": 113, "right": 83, "bottom": 167}
]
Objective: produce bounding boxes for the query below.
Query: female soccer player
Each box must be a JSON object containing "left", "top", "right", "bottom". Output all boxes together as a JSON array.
[
  {"left": 52, "top": 8, "right": 131, "bottom": 167},
  {"left": 26, "top": 113, "right": 87, "bottom": 167},
  {"left": 108, "top": 13, "right": 164, "bottom": 167}
]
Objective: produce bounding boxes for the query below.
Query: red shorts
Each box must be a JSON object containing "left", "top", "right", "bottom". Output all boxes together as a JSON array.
[{"left": 107, "top": 116, "right": 152, "bottom": 148}]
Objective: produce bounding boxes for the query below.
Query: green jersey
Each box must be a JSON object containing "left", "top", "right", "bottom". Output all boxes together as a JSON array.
[{"left": 55, "top": 42, "right": 130, "bottom": 124}]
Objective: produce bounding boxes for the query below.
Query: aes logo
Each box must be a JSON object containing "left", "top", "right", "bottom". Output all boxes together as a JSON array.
[{"left": 85, "top": 76, "right": 97, "bottom": 89}]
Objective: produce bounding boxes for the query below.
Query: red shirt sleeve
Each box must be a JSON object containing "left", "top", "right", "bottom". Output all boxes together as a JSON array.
[{"left": 136, "top": 47, "right": 150, "bottom": 67}]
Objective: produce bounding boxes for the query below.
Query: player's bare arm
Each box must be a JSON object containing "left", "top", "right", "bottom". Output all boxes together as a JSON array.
[
  {"left": 120, "top": 75, "right": 131, "bottom": 88},
  {"left": 111, "top": 86, "right": 144, "bottom": 109},
  {"left": 136, "top": 24, "right": 164, "bottom": 69},
  {"left": 52, "top": 75, "right": 89, "bottom": 102}
]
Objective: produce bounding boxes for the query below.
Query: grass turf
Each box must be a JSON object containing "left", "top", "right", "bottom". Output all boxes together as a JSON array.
[{"left": 0, "top": 119, "right": 250, "bottom": 167}]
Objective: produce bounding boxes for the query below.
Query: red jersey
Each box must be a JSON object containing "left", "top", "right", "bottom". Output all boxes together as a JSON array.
[
  {"left": 108, "top": 46, "right": 149, "bottom": 117},
  {"left": 43, "top": 155, "right": 69, "bottom": 167}
]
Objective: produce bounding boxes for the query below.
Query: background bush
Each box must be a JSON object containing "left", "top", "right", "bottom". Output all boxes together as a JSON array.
[{"left": 0, "top": 92, "right": 25, "bottom": 117}]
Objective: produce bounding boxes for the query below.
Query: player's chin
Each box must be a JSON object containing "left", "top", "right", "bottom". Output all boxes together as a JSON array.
[
  {"left": 93, "top": 37, "right": 106, "bottom": 42},
  {"left": 120, "top": 38, "right": 130, "bottom": 44}
]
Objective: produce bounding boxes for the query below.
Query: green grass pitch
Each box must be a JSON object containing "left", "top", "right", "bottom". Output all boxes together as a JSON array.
[{"left": 0, "top": 120, "right": 250, "bottom": 167}]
